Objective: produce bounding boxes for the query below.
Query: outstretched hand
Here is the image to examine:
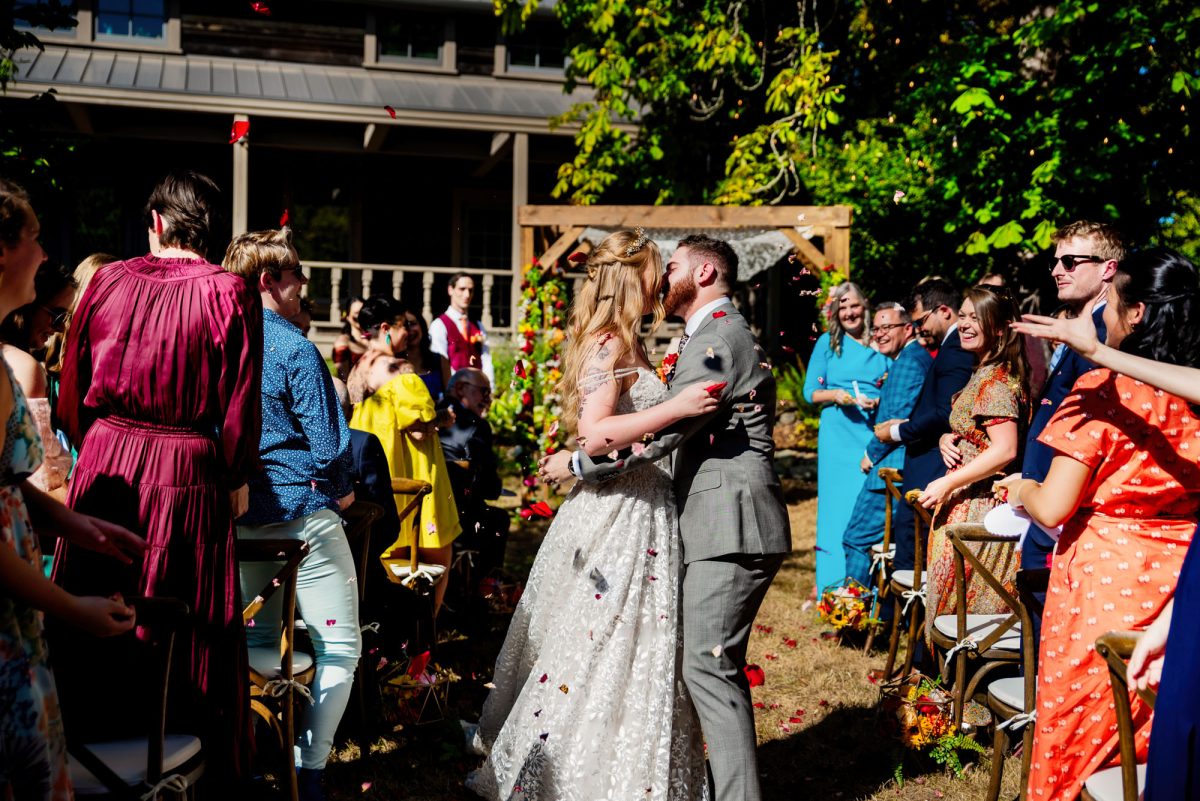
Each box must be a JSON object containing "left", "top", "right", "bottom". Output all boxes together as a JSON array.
[
  {"left": 46, "top": 504, "right": 146, "bottom": 565},
  {"left": 1011, "top": 295, "right": 1102, "bottom": 359}
]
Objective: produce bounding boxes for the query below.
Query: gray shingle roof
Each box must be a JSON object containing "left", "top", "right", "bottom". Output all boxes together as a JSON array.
[{"left": 13, "top": 45, "right": 589, "bottom": 131}]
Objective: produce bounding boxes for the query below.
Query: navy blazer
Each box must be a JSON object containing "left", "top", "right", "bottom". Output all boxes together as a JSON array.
[
  {"left": 897, "top": 328, "right": 976, "bottom": 494},
  {"left": 1021, "top": 304, "right": 1107, "bottom": 563},
  {"left": 349, "top": 428, "right": 400, "bottom": 538}
]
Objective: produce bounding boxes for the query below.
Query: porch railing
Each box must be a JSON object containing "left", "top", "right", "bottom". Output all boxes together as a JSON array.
[{"left": 302, "top": 260, "right": 516, "bottom": 338}]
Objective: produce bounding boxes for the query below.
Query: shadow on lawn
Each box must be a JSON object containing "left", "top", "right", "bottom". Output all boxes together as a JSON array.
[{"left": 757, "top": 702, "right": 970, "bottom": 800}]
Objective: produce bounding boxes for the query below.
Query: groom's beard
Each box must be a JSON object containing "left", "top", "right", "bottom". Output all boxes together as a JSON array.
[{"left": 663, "top": 274, "right": 697, "bottom": 318}]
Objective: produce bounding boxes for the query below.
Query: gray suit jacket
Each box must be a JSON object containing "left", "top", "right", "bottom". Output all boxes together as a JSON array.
[{"left": 578, "top": 299, "right": 792, "bottom": 563}]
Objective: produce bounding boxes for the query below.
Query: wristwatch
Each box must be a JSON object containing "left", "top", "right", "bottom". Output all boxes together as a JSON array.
[{"left": 567, "top": 456, "right": 578, "bottom": 477}]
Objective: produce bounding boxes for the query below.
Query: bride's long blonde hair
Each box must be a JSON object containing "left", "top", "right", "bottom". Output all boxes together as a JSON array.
[{"left": 558, "top": 230, "right": 664, "bottom": 434}]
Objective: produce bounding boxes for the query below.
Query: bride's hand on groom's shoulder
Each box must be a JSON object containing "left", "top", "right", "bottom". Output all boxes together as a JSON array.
[{"left": 673, "top": 383, "right": 722, "bottom": 418}]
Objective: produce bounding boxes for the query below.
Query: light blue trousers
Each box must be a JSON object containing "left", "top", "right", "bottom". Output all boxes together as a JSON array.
[{"left": 238, "top": 508, "right": 361, "bottom": 769}]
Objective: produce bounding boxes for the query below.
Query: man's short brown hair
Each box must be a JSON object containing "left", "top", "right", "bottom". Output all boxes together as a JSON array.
[
  {"left": 677, "top": 234, "right": 738, "bottom": 289},
  {"left": 1053, "top": 220, "right": 1126, "bottom": 263},
  {"left": 222, "top": 227, "right": 298, "bottom": 282},
  {"left": 143, "top": 170, "right": 223, "bottom": 257}
]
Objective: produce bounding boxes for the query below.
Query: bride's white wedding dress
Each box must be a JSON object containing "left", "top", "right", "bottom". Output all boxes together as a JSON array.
[{"left": 467, "top": 367, "right": 708, "bottom": 801}]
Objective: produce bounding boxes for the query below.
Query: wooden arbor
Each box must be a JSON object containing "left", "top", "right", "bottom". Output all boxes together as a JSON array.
[{"left": 516, "top": 204, "right": 854, "bottom": 276}]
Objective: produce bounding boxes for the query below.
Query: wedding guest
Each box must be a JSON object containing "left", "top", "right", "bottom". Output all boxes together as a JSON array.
[
  {"left": 919, "top": 286, "right": 1029, "bottom": 631},
  {"left": 439, "top": 368, "right": 508, "bottom": 585},
  {"left": 997, "top": 248, "right": 1200, "bottom": 801},
  {"left": 1, "top": 177, "right": 144, "bottom": 801},
  {"left": 53, "top": 170, "right": 263, "bottom": 786},
  {"left": 875, "top": 279, "right": 974, "bottom": 574},
  {"left": 842, "top": 302, "right": 932, "bottom": 588},
  {"left": 803, "top": 282, "right": 889, "bottom": 591},
  {"left": 401, "top": 308, "right": 452, "bottom": 402},
  {"left": 348, "top": 296, "right": 460, "bottom": 615},
  {"left": 331, "top": 296, "right": 367, "bottom": 382},
  {"left": 0, "top": 262, "right": 76, "bottom": 496},
  {"left": 290, "top": 296, "right": 314, "bottom": 337},
  {"left": 429, "top": 271, "right": 494, "bottom": 384},
  {"left": 1015, "top": 286, "right": 1200, "bottom": 801},
  {"left": 223, "top": 228, "right": 358, "bottom": 801}
]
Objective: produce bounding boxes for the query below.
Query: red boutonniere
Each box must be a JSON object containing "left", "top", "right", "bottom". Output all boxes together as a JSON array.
[
  {"left": 657, "top": 352, "right": 679, "bottom": 385},
  {"left": 875, "top": 372, "right": 888, "bottom": 388},
  {"left": 713, "top": 310, "right": 727, "bottom": 319},
  {"left": 469, "top": 332, "right": 485, "bottom": 345}
]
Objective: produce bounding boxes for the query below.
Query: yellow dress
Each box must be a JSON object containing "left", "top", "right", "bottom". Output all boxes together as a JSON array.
[{"left": 349, "top": 373, "right": 461, "bottom": 552}]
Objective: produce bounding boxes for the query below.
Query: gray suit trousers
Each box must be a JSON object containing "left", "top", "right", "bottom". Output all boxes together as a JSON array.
[{"left": 682, "top": 553, "right": 785, "bottom": 801}]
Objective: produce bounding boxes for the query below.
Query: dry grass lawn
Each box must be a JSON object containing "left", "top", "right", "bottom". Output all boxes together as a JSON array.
[{"left": 324, "top": 475, "right": 1023, "bottom": 801}]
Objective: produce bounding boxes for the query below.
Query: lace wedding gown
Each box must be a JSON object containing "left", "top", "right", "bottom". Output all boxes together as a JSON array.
[{"left": 467, "top": 368, "right": 708, "bottom": 801}]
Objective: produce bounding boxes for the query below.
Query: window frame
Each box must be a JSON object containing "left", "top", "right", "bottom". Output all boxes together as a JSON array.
[
  {"left": 14, "top": 0, "right": 181, "bottom": 54},
  {"left": 363, "top": 10, "right": 456, "bottom": 75}
]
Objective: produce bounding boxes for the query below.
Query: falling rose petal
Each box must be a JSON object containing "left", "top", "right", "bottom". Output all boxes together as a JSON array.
[
  {"left": 749, "top": 389, "right": 757, "bottom": 401},
  {"left": 229, "top": 120, "right": 250, "bottom": 144},
  {"left": 539, "top": 673, "right": 549, "bottom": 683},
  {"left": 384, "top": 105, "right": 396, "bottom": 119},
  {"left": 484, "top": 681, "right": 496, "bottom": 689},
  {"left": 782, "top": 345, "right": 795, "bottom": 353},
  {"left": 567, "top": 251, "right": 588, "bottom": 263},
  {"left": 326, "top": 618, "right": 336, "bottom": 626},
  {"left": 744, "top": 664, "right": 765, "bottom": 687},
  {"left": 272, "top": 577, "right": 281, "bottom": 587},
  {"left": 426, "top": 521, "right": 436, "bottom": 534},
  {"left": 407, "top": 650, "right": 431, "bottom": 677},
  {"left": 648, "top": 575, "right": 658, "bottom": 581},
  {"left": 647, "top": 548, "right": 658, "bottom": 557},
  {"left": 279, "top": 208, "right": 290, "bottom": 227},
  {"left": 558, "top": 684, "right": 569, "bottom": 694},
  {"left": 608, "top": 449, "right": 620, "bottom": 460},
  {"left": 361, "top": 781, "right": 372, "bottom": 792},
  {"left": 247, "top": 619, "right": 255, "bottom": 627},
  {"left": 712, "top": 310, "right": 727, "bottom": 319},
  {"left": 547, "top": 420, "right": 559, "bottom": 438},
  {"left": 753, "top": 702, "right": 766, "bottom": 709},
  {"left": 533, "top": 709, "right": 541, "bottom": 717},
  {"left": 893, "top": 189, "right": 906, "bottom": 204},
  {"left": 630, "top": 442, "right": 646, "bottom": 456},
  {"left": 539, "top": 732, "right": 549, "bottom": 741},
  {"left": 249, "top": 0, "right": 271, "bottom": 15},
  {"left": 711, "top": 645, "right": 723, "bottom": 658},
  {"left": 595, "top": 594, "right": 601, "bottom": 600}
]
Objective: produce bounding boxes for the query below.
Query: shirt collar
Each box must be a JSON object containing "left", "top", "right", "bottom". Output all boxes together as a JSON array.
[
  {"left": 685, "top": 297, "right": 733, "bottom": 337},
  {"left": 942, "top": 322, "right": 958, "bottom": 346},
  {"left": 444, "top": 307, "right": 467, "bottom": 321}
]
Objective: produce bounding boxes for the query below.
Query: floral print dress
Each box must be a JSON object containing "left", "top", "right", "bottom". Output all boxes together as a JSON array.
[
  {"left": 926, "top": 362, "right": 1027, "bottom": 636},
  {"left": 0, "top": 360, "right": 72, "bottom": 801}
]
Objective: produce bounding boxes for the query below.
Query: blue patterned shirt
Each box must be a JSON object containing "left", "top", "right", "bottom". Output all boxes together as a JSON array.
[{"left": 241, "top": 308, "right": 353, "bottom": 525}]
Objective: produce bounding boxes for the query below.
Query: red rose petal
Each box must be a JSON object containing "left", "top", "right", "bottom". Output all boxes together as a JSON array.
[
  {"left": 539, "top": 673, "right": 548, "bottom": 683},
  {"left": 567, "top": 252, "right": 588, "bottom": 263},
  {"left": 743, "top": 664, "right": 765, "bottom": 688},
  {"left": 384, "top": 105, "right": 396, "bottom": 119},
  {"left": 248, "top": 1, "right": 270, "bottom": 15},
  {"left": 712, "top": 310, "right": 727, "bottom": 319},
  {"left": 407, "top": 650, "right": 430, "bottom": 677},
  {"left": 278, "top": 208, "right": 290, "bottom": 227},
  {"left": 229, "top": 120, "right": 250, "bottom": 144}
]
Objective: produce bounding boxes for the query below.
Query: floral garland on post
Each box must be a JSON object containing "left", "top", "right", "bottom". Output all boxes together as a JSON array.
[{"left": 507, "top": 259, "right": 569, "bottom": 486}]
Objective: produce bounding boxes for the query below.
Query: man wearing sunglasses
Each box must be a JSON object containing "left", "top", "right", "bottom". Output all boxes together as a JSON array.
[{"left": 1014, "top": 220, "right": 1124, "bottom": 659}]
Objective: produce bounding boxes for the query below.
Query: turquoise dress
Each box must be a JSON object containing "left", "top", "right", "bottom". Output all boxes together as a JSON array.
[
  {"left": 803, "top": 332, "right": 890, "bottom": 591},
  {"left": 0, "top": 361, "right": 72, "bottom": 800}
]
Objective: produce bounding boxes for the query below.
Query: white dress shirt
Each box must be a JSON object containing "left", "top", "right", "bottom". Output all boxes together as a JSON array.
[
  {"left": 889, "top": 322, "right": 958, "bottom": 444},
  {"left": 428, "top": 306, "right": 494, "bottom": 384}
]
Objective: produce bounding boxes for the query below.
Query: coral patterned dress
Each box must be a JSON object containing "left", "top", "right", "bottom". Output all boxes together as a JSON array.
[
  {"left": 925, "top": 362, "right": 1027, "bottom": 633},
  {"left": 1027, "top": 370, "right": 1200, "bottom": 801}
]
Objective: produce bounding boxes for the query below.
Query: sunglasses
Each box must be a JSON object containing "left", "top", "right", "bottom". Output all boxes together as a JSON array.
[
  {"left": 1052, "top": 254, "right": 1104, "bottom": 273},
  {"left": 281, "top": 264, "right": 305, "bottom": 279},
  {"left": 41, "top": 305, "right": 70, "bottom": 330}
]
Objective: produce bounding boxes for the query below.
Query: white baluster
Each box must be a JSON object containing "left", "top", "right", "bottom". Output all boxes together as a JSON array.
[
  {"left": 392, "top": 267, "right": 404, "bottom": 300},
  {"left": 329, "top": 267, "right": 343, "bottom": 324},
  {"left": 481, "top": 274, "right": 494, "bottom": 329},
  {"left": 361, "top": 268, "right": 374, "bottom": 300},
  {"left": 422, "top": 271, "right": 435, "bottom": 323}
]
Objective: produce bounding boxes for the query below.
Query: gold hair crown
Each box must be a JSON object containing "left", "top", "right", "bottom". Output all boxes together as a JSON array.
[{"left": 625, "top": 227, "right": 649, "bottom": 257}]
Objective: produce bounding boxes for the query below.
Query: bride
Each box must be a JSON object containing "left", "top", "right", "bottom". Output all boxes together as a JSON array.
[{"left": 467, "top": 230, "right": 716, "bottom": 800}]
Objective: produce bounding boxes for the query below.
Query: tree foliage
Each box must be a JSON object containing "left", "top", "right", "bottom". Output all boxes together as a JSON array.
[{"left": 496, "top": 0, "right": 1200, "bottom": 294}]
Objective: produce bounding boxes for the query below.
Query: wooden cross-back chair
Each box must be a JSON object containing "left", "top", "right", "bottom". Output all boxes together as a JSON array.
[
  {"left": 930, "top": 523, "right": 1022, "bottom": 730},
  {"left": 380, "top": 477, "right": 439, "bottom": 651},
  {"left": 982, "top": 569, "right": 1046, "bottom": 801},
  {"left": 238, "top": 538, "right": 312, "bottom": 801},
  {"left": 882, "top": 489, "right": 932, "bottom": 680},
  {"left": 66, "top": 596, "right": 205, "bottom": 800},
  {"left": 1080, "top": 631, "right": 1155, "bottom": 801},
  {"left": 864, "top": 467, "right": 904, "bottom": 653}
]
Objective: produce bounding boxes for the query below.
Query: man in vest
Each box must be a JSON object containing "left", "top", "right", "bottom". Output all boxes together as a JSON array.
[{"left": 429, "top": 271, "right": 494, "bottom": 384}]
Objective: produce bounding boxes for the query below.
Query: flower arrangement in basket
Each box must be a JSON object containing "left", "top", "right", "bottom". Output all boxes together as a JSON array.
[
  {"left": 817, "top": 577, "right": 878, "bottom": 632},
  {"left": 879, "top": 672, "right": 985, "bottom": 781},
  {"left": 379, "top": 649, "right": 461, "bottom": 728}
]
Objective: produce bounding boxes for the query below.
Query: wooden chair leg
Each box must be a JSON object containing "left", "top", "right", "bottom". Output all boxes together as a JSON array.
[
  {"left": 986, "top": 712, "right": 1007, "bottom": 801},
  {"left": 901, "top": 600, "right": 922, "bottom": 678},
  {"left": 1019, "top": 719, "right": 1033, "bottom": 801}
]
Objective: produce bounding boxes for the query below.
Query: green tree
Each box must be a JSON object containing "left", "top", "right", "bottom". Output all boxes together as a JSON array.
[{"left": 496, "top": 0, "right": 1199, "bottom": 295}]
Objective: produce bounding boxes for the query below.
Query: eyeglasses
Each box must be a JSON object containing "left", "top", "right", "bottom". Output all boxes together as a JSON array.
[
  {"left": 463, "top": 383, "right": 492, "bottom": 397},
  {"left": 281, "top": 264, "right": 305, "bottom": 279},
  {"left": 41, "top": 305, "right": 70, "bottom": 330},
  {"left": 870, "top": 322, "right": 907, "bottom": 335},
  {"left": 1052, "top": 254, "right": 1104, "bottom": 273}
]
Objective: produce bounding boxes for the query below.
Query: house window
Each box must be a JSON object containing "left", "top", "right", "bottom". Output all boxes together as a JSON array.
[
  {"left": 506, "top": 20, "right": 565, "bottom": 72},
  {"left": 95, "top": 0, "right": 166, "bottom": 42},
  {"left": 377, "top": 11, "right": 445, "bottom": 63}
]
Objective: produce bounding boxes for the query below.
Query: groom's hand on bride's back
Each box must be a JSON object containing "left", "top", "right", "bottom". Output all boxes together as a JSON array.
[{"left": 539, "top": 449, "right": 575, "bottom": 485}]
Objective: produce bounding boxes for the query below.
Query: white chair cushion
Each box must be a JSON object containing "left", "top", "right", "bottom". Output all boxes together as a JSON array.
[
  {"left": 933, "top": 613, "right": 1021, "bottom": 651},
  {"left": 1083, "top": 763, "right": 1146, "bottom": 801},
  {"left": 891, "top": 570, "right": 915, "bottom": 589},
  {"left": 987, "top": 676, "right": 1025, "bottom": 710},
  {"left": 247, "top": 646, "right": 314, "bottom": 678},
  {"left": 69, "top": 735, "right": 202, "bottom": 796},
  {"left": 870, "top": 542, "right": 896, "bottom": 557}
]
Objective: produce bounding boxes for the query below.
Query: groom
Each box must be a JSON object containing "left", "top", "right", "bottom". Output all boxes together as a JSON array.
[{"left": 542, "top": 234, "right": 791, "bottom": 801}]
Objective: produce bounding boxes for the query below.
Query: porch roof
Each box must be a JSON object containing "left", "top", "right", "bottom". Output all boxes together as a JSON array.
[{"left": 11, "top": 45, "right": 590, "bottom": 133}]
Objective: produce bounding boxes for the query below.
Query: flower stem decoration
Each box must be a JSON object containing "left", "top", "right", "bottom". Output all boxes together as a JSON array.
[{"left": 494, "top": 259, "right": 569, "bottom": 483}]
